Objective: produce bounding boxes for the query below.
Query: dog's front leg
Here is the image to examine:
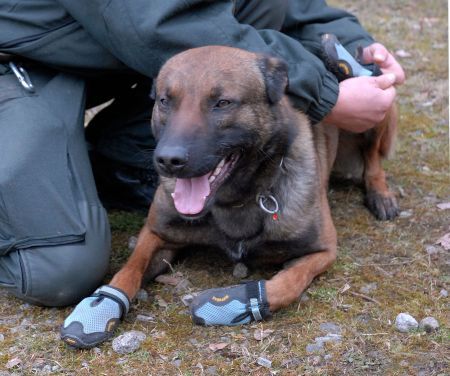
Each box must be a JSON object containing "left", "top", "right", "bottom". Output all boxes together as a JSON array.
[
  {"left": 60, "top": 206, "right": 168, "bottom": 348},
  {"left": 109, "top": 223, "right": 165, "bottom": 300}
]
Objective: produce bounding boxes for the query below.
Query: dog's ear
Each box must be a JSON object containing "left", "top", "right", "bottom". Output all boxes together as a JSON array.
[{"left": 257, "top": 55, "right": 289, "bottom": 104}]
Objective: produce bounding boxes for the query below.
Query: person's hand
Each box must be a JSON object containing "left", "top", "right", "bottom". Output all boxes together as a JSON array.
[
  {"left": 362, "top": 43, "right": 405, "bottom": 85},
  {"left": 324, "top": 74, "right": 396, "bottom": 133}
]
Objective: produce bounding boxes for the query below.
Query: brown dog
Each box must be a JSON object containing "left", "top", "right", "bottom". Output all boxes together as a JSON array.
[{"left": 108, "top": 46, "right": 397, "bottom": 327}]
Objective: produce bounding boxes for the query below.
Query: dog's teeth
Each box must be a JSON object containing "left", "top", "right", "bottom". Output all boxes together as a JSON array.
[
  {"left": 218, "top": 159, "right": 225, "bottom": 169},
  {"left": 171, "top": 193, "right": 175, "bottom": 198},
  {"left": 209, "top": 175, "right": 216, "bottom": 183}
]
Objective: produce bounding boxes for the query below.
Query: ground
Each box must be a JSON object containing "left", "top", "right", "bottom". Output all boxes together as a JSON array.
[{"left": 0, "top": 0, "right": 448, "bottom": 375}]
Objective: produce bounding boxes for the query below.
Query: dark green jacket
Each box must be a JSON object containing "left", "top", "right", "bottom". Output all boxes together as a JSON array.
[{"left": 0, "top": 0, "right": 374, "bottom": 123}]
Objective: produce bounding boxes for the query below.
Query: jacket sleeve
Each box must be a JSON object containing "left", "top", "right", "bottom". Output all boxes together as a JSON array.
[
  {"left": 283, "top": 0, "right": 375, "bottom": 60},
  {"left": 55, "top": 0, "right": 339, "bottom": 123}
]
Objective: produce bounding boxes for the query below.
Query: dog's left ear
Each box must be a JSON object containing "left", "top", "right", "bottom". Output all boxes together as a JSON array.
[{"left": 257, "top": 55, "right": 289, "bottom": 104}]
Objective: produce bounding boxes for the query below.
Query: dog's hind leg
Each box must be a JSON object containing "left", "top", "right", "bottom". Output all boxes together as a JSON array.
[{"left": 363, "top": 105, "right": 399, "bottom": 220}]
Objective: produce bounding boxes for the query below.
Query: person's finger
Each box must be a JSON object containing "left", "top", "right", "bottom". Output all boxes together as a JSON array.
[
  {"left": 381, "top": 86, "right": 397, "bottom": 108},
  {"left": 374, "top": 73, "right": 396, "bottom": 90},
  {"left": 362, "top": 43, "right": 388, "bottom": 64}
]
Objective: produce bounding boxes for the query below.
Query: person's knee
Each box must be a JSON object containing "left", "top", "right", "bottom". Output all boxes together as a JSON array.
[{"left": 16, "top": 236, "right": 110, "bottom": 307}]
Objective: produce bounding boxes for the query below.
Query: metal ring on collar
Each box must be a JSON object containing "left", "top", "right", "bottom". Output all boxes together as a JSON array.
[{"left": 258, "top": 194, "right": 279, "bottom": 214}]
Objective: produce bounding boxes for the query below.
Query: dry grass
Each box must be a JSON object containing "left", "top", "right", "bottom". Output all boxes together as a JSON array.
[{"left": 0, "top": 0, "right": 448, "bottom": 375}]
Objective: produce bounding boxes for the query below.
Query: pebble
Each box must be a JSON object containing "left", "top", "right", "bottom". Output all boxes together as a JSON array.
[
  {"left": 360, "top": 282, "right": 378, "bottom": 295},
  {"left": 128, "top": 236, "right": 138, "bottom": 250},
  {"left": 135, "top": 289, "right": 149, "bottom": 302},
  {"left": 206, "top": 366, "right": 218, "bottom": 375},
  {"left": 399, "top": 210, "right": 413, "bottom": 218},
  {"left": 439, "top": 289, "right": 448, "bottom": 298},
  {"left": 112, "top": 331, "right": 146, "bottom": 354},
  {"left": 181, "top": 293, "right": 195, "bottom": 306},
  {"left": 232, "top": 262, "right": 249, "bottom": 279},
  {"left": 0, "top": 334, "right": 4, "bottom": 341},
  {"left": 136, "top": 314, "right": 155, "bottom": 323},
  {"left": 256, "top": 357, "right": 272, "bottom": 368},
  {"left": 395, "top": 313, "right": 418, "bottom": 333},
  {"left": 319, "top": 322, "right": 342, "bottom": 335},
  {"left": 419, "top": 317, "right": 439, "bottom": 333},
  {"left": 425, "top": 245, "right": 440, "bottom": 255},
  {"left": 306, "top": 342, "right": 324, "bottom": 353}
]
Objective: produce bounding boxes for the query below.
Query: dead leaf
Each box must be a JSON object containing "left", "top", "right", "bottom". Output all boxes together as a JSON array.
[
  {"left": 340, "top": 283, "right": 351, "bottom": 293},
  {"left": 6, "top": 357, "right": 21, "bottom": 369},
  {"left": 208, "top": 342, "right": 229, "bottom": 352},
  {"left": 155, "top": 273, "right": 184, "bottom": 286},
  {"left": 254, "top": 329, "right": 274, "bottom": 341},
  {"left": 155, "top": 295, "right": 168, "bottom": 308},
  {"left": 436, "top": 233, "right": 450, "bottom": 250},
  {"left": 437, "top": 202, "right": 450, "bottom": 210}
]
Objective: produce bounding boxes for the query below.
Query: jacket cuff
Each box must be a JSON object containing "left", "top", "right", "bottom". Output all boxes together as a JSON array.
[{"left": 294, "top": 71, "right": 339, "bottom": 125}]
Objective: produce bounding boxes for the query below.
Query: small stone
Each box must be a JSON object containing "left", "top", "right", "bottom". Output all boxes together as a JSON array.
[
  {"left": 299, "top": 293, "right": 310, "bottom": 303},
  {"left": 181, "top": 293, "right": 196, "bottom": 306},
  {"left": 399, "top": 360, "right": 409, "bottom": 367},
  {"left": 256, "top": 357, "right": 272, "bottom": 368},
  {"left": 439, "top": 289, "right": 448, "bottom": 298},
  {"left": 425, "top": 245, "right": 440, "bottom": 255},
  {"left": 135, "top": 289, "right": 149, "bottom": 302},
  {"left": 395, "top": 313, "right": 418, "bottom": 333},
  {"left": 128, "top": 236, "right": 138, "bottom": 250},
  {"left": 399, "top": 210, "right": 413, "bottom": 218},
  {"left": 306, "top": 342, "right": 324, "bottom": 353},
  {"left": 324, "top": 354, "right": 333, "bottom": 361},
  {"left": 136, "top": 314, "right": 155, "bottom": 323},
  {"left": 112, "top": 330, "right": 146, "bottom": 354},
  {"left": 232, "top": 262, "right": 249, "bottom": 279},
  {"left": 0, "top": 334, "right": 4, "bottom": 341},
  {"left": 172, "top": 359, "right": 182, "bottom": 368},
  {"left": 360, "top": 282, "right": 378, "bottom": 295},
  {"left": 419, "top": 317, "right": 439, "bottom": 333},
  {"left": 206, "top": 366, "right": 217, "bottom": 375},
  {"left": 319, "top": 322, "right": 342, "bottom": 335},
  {"left": 315, "top": 334, "right": 342, "bottom": 344},
  {"left": 93, "top": 347, "right": 101, "bottom": 355},
  {"left": 5, "top": 358, "right": 21, "bottom": 369}
]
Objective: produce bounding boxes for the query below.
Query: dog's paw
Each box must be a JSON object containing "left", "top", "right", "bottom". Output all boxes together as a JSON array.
[
  {"left": 365, "top": 190, "right": 399, "bottom": 220},
  {"left": 60, "top": 285, "right": 130, "bottom": 349},
  {"left": 190, "top": 280, "right": 270, "bottom": 326}
]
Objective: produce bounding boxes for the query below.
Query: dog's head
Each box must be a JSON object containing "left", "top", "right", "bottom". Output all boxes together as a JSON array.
[{"left": 151, "top": 46, "right": 291, "bottom": 218}]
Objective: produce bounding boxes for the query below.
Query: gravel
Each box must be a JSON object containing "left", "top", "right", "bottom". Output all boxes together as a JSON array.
[
  {"left": 395, "top": 313, "right": 418, "bottom": 332},
  {"left": 135, "top": 289, "right": 149, "bottom": 302},
  {"left": 232, "top": 262, "right": 249, "bottom": 279},
  {"left": 319, "top": 322, "right": 342, "bottom": 335},
  {"left": 112, "top": 330, "right": 147, "bottom": 354},
  {"left": 419, "top": 317, "right": 439, "bottom": 333}
]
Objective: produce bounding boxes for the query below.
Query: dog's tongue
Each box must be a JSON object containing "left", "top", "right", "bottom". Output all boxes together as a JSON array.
[{"left": 172, "top": 173, "right": 211, "bottom": 215}]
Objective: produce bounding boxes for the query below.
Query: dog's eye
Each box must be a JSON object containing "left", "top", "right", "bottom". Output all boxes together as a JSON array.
[
  {"left": 159, "top": 97, "right": 169, "bottom": 107},
  {"left": 215, "top": 99, "right": 232, "bottom": 109}
]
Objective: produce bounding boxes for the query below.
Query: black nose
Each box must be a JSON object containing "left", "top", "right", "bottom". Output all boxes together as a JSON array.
[{"left": 154, "top": 145, "right": 188, "bottom": 175}]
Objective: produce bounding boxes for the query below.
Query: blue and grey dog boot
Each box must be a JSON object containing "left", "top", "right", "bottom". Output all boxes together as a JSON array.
[
  {"left": 190, "top": 280, "right": 271, "bottom": 326},
  {"left": 60, "top": 285, "right": 130, "bottom": 349}
]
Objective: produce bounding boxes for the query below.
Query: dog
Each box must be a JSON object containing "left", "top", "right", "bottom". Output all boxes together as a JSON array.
[{"left": 105, "top": 46, "right": 398, "bottom": 327}]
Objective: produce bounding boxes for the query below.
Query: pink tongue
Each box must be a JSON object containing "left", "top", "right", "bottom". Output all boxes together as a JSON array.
[{"left": 172, "top": 173, "right": 211, "bottom": 215}]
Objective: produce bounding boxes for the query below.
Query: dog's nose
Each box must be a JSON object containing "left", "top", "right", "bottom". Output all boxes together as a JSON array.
[{"left": 154, "top": 146, "right": 188, "bottom": 174}]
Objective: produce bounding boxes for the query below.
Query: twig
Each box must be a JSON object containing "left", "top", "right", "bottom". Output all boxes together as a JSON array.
[
  {"left": 348, "top": 291, "right": 381, "bottom": 306},
  {"left": 355, "top": 260, "right": 414, "bottom": 267},
  {"left": 162, "top": 258, "right": 176, "bottom": 274},
  {"left": 359, "top": 333, "right": 389, "bottom": 336}
]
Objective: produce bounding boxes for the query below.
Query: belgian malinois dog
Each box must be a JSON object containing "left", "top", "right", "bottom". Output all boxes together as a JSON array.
[{"left": 66, "top": 46, "right": 397, "bottom": 344}]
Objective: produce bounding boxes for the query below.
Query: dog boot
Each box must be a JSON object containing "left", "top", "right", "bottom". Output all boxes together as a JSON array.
[
  {"left": 60, "top": 285, "right": 130, "bottom": 348},
  {"left": 190, "top": 280, "right": 271, "bottom": 326}
]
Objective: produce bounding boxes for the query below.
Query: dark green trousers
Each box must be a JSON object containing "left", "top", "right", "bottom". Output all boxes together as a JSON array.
[{"left": 0, "top": 0, "right": 288, "bottom": 306}]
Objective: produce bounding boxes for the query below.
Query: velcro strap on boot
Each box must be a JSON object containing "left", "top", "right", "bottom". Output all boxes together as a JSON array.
[{"left": 93, "top": 285, "right": 131, "bottom": 318}]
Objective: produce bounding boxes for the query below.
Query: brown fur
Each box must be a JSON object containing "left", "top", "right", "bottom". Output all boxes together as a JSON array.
[{"left": 107, "top": 46, "right": 397, "bottom": 318}]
